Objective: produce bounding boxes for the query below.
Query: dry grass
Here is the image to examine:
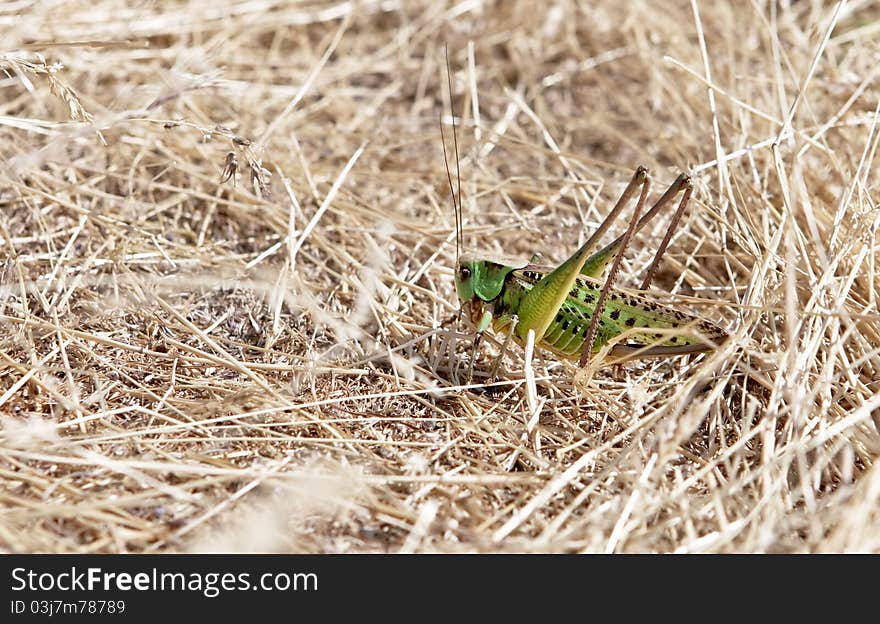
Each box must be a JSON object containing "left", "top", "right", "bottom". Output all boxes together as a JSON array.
[{"left": 1, "top": 0, "right": 879, "bottom": 553}]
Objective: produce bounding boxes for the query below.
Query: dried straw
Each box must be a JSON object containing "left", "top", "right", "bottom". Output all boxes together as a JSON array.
[{"left": 1, "top": 0, "right": 879, "bottom": 553}]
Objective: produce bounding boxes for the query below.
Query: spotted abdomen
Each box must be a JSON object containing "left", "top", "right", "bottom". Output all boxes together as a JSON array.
[{"left": 502, "top": 269, "right": 725, "bottom": 357}]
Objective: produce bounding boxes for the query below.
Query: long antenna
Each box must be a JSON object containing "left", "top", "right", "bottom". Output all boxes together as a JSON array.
[
  {"left": 444, "top": 45, "right": 463, "bottom": 265},
  {"left": 439, "top": 110, "right": 458, "bottom": 262}
]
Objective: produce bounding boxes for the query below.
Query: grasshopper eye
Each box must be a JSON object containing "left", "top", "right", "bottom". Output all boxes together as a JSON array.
[{"left": 459, "top": 266, "right": 471, "bottom": 280}]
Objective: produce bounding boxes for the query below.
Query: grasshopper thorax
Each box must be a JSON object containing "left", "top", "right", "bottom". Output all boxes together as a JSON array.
[{"left": 455, "top": 253, "right": 528, "bottom": 303}]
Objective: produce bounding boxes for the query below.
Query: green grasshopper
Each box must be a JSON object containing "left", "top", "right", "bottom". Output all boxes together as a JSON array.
[{"left": 441, "top": 72, "right": 726, "bottom": 368}]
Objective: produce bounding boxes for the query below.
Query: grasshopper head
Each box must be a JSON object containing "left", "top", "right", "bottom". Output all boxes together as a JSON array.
[{"left": 455, "top": 253, "right": 528, "bottom": 303}]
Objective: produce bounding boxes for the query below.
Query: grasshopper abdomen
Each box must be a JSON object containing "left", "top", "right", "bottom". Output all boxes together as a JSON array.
[{"left": 483, "top": 265, "right": 725, "bottom": 359}]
